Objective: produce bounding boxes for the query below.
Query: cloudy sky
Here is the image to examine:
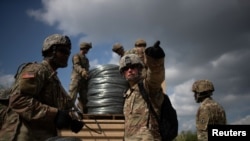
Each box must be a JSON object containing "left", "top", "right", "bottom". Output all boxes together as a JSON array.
[{"left": 1, "top": 0, "right": 250, "bottom": 133}]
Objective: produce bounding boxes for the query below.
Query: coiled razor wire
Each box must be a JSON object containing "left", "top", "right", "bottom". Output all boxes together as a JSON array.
[{"left": 86, "top": 64, "right": 128, "bottom": 114}]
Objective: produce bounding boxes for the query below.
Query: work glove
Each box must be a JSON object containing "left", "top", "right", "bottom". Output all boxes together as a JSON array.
[
  {"left": 145, "top": 40, "right": 165, "bottom": 59},
  {"left": 54, "top": 110, "right": 72, "bottom": 129},
  {"left": 81, "top": 70, "right": 88, "bottom": 79},
  {"left": 70, "top": 119, "right": 85, "bottom": 133},
  {"left": 70, "top": 107, "right": 84, "bottom": 120}
]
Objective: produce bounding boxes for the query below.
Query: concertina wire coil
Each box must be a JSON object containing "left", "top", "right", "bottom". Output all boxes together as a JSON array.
[{"left": 86, "top": 64, "right": 128, "bottom": 114}]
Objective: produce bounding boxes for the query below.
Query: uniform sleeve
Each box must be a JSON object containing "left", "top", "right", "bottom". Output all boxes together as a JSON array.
[
  {"left": 196, "top": 107, "right": 210, "bottom": 141},
  {"left": 144, "top": 54, "right": 165, "bottom": 108},
  {"left": 9, "top": 64, "right": 58, "bottom": 121},
  {"left": 145, "top": 55, "right": 165, "bottom": 93},
  {"left": 196, "top": 107, "right": 209, "bottom": 131},
  {"left": 72, "top": 54, "right": 88, "bottom": 74}
]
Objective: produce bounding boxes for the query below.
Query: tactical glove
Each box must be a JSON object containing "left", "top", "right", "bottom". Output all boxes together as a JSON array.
[
  {"left": 54, "top": 110, "right": 72, "bottom": 129},
  {"left": 145, "top": 40, "right": 165, "bottom": 59},
  {"left": 70, "top": 119, "right": 85, "bottom": 133}
]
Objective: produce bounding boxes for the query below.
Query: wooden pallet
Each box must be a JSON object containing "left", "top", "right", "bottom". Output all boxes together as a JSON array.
[{"left": 58, "top": 114, "right": 125, "bottom": 141}]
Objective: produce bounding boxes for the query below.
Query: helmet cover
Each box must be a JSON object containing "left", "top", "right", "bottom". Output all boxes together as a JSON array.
[
  {"left": 112, "top": 43, "right": 123, "bottom": 52},
  {"left": 192, "top": 79, "right": 214, "bottom": 93},
  {"left": 135, "top": 39, "right": 147, "bottom": 47},
  {"left": 42, "top": 34, "right": 71, "bottom": 52},
  {"left": 119, "top": 54, "right": 143, "bottom": 73},
  {"left": 80, "top": 42, "right": 92, "bottom": 49}
]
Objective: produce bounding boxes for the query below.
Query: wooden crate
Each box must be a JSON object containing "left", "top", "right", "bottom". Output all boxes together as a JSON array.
[{"left": 58, "top": 114, "right": 125, "bottom": 141}]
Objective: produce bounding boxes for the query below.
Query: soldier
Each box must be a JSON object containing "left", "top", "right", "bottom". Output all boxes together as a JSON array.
[
  {"left": 0, "top": 34, "right": 84, "bottom": 141},
  {"left": 192, "top": 79, "right": 227, "bottom": 141},
  {"left": 126, "top": 39, "right": 167, "bottom": 93},
  {"left": 125, "top": 38, "right": 147, "bottom": 63},
  {"left": 69, "top": 42, "right": 92, "bottom": 113},
  {"left": 112, "top": 42, "right": 125, "bottom": 58},
  {"left": 120, "top": 41, "right": 166, "bottom": 140}
]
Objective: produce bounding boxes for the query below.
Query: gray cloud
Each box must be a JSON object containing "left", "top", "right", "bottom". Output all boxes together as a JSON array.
[{"left": 25, "top": 0, "right": 250, "bottom": 132}]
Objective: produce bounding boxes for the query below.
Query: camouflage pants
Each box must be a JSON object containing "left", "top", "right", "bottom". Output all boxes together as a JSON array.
[{"left": 69, "top": 78, "right": 88, "bottom": 113}]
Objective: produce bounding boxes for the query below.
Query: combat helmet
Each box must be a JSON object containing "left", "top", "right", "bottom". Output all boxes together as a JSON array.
[
  {"left": 192, "top": 79, "right": 214, "bottom": 93},
  {"left": 119, "top": 54, "right": 144, "bottom": 73},
  {"left": 80, "top": 42, "right": 92, "bottom": 50},
  {"left": 112, "top": 43, "right": 123, "bottom": 52},
  {"left": 135, "top": 39, "right": 147, "bottom": 47},
  {"left": 42, "top": 34, "right": 71, "bottom": 54}
]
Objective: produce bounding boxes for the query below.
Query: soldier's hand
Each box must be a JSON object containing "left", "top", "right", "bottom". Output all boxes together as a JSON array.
[
  {"left": 145, "top": 40, "right": 165, "bottom": 59},
  {"left": 81, "top": 70, "right": 88, "bottom": 79},
  {"left": 70, "top": 108, "right": 83, "bottom": 120},
  {"left": 71, "top": 119, "right": 85, "bottom": 133},
  {"left": 54, "top": 110, "right": 72, "bottom": 129}
]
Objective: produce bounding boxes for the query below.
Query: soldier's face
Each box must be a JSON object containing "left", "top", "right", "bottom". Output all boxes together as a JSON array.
[
  {"left": 116, "top": 48, "right": 124, "bottom": 55},
  {"left": 80, "top": 48, "right": 89, "bottom": 54},
  {"left": 194, "top": 92, "right": 203, "bottom": 103},
  {"left": 55, "top": 46, "right": 71, "bottom": 68},
  {"left": 123, "top": 65, "right": 140, "bottom": 81}
]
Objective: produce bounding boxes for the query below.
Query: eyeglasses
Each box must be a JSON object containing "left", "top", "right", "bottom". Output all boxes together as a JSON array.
[
  {"left": 121, "top": 64, "right": 138, "bottom": 72},
  {"left": 57, "top": 48, "right": 71, "bottom": 55}
]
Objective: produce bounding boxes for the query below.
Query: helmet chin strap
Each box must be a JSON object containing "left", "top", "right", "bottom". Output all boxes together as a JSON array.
[{"left": 196, "top": 92, "right": 212, "bottom": 103}]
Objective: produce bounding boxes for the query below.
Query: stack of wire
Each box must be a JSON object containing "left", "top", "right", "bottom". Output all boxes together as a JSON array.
[{"left": 86, "top": 64, "right": 128, "bottom": 114}]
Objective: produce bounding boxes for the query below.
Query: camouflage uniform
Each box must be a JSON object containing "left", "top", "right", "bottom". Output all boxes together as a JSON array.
[
  {"left": 0, "top": 89, "right": 9, "bottom": 127},
  {"left": 125, "top": 38, "right": 146, "bottom": 63},
  {"left": 0, "top": 61, "right": 74, "bottom": 141},
  {"left": 125, "top": 39, "right": 167, "bottom": 93},
  {"left": 196, "top": 97, "right": 226, "bottom": 141},
  {"left": 69, "top": 42, "right": 91, "bottom": 113},
  {"left": 192, "top": 80, "right": 227, "bottom": 141},
  {"left": 122, "top": 53, "right": 165, "bottom": 140}
]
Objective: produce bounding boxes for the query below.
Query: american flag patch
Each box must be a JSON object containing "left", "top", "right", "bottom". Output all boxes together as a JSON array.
[{"left": 22, "top": 72, "right": 35, "bottom": 78}]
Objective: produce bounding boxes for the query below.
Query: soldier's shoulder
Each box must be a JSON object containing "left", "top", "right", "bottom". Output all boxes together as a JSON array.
[
  {"left": 202, "top": 98, "right": 225, "bottom": 112},
  {"left": 23, "top": 62, "right": 44, "bottom": 71},
  {"left": 19, "top": 62, "right": 51, "bottom": 78},
  {"left": 12, "top": 62, "right": 46, "bottom": 81},
  {"left": 203, "top": 98, "right": 221, "bottom": 106},
  {"left": 73, "top": 53, "right": 81, "bottom": 56}
]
